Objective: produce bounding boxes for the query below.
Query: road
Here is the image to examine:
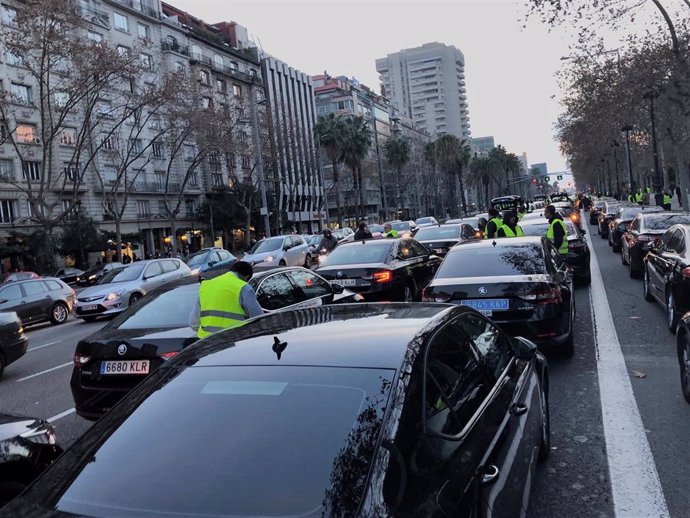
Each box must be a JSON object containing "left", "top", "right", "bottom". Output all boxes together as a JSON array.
[{"left": 1, "top": 215, "right": 688, "bottom": 517}]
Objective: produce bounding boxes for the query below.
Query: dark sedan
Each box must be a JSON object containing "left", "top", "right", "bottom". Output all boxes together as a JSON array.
[
  {"left": 315, "top": 238, "right": 442, "bottom": 302},
  {"left": 0, "top": 278, "right": 74, "bottom": 327},
  {"left": 622, "top": 212, "right": 690, "bottom": 278},
  {"left": 76, "top": 262, "right": 122, "bottom": 286},
  {"left": 423, "top": 237, "right": 575, "bottom": 356},
  {"left": 0, "top": 312, "right": 28, "bottom": 380},
  {"left": 413, "top": 223, "right": 476, "bottom": 257},
  {"left": 597, "top": 201, "right": 622, "bottom": 239},
  {"left": 608, "top": 205, "right": 664, "bottom": 252},
  {"left": 643, "top": 224, "right": 690, "bottom": 333},
  {"left": 674, "top": 314, "right": 690, "bottom": 403},
  {"left": 10, "top": 304, "right": 549, "bottom": 517},
  {"left": 70, "top": 267, "right": 362, "bottom": 419},
  {"left": 589, "top": 200, "right": 606, "bottom": 225},
  {"left": 53, "top": 267, "right": 84, "bottom": 285}
]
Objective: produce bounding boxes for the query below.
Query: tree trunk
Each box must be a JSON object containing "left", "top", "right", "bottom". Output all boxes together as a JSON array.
[
  {"left": 676, "top": 155, "right": 690, "bottom": 210},
  {"left": 41, "top": 223, "right": 56, "bottom": 274},
  {"left": 350, "top": 166, "right": 359, "bottom": 223},
  {"left": 458, "top": 168, "right": 467, "bottom": 216},
  {"left": 396, "top": 166, "right": 402, "bottom": 217},
  {"left": 484, "top": 180, "right": 490, "bottom": 212},
  {"left": 245, "top": 210, "right": 252, "bottom": 249},
  {"left": 332, "top": 158, "right": 342, "bottom": 227},
  {"left": 357, "top": 166, "right": 365, "bottom": 222},
  {"left": 115, "top": 218, "right": 122, "bottom": 262},
  {"left": 169, "top": 213, "right": 177, "bottom": 255}
]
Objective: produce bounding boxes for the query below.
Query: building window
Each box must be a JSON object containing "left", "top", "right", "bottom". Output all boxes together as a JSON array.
[
  {"left": 212, "top": 55, "right": 223, "bottom": 70},
  {"left": 0, "top": 159, "right": 14, "bottom": 180},
  {"left": 241, "top": 155, "right": 251, "bottom": 169},
  {"left": 174, "top": 61, "right": 185, "bottom": 73},
  {"left": 199, "top": 70, "right": 210, "bottom": 86},
  {"left": 22, "top": 161, "right": 41, "bottom": 181},
  {"left": 185, "top": 199, "right": 194, "bottom": 216},
  {"left": 97, "top": 100, "right": 112, "bottom": 118},
  {"left": 232, "top": 84, "right": 242, "bottom": 98},
  {"left": 0, "top": 200, "right": 15, "bottom": 223},
  {"left": 155, "top": 171, "right": 165, "bottom": 189},
  {"left": 184, "top": 144, "right": 196, "bottom": 161},
  {"left": 103, "top": 165, "right": 117, "bottom": 184},
  {"left": 129, "top": 138, "right": 142, "bottom": 154},
  {"left": 10, "top": 83, "right": 31, "bottom": 105},
  {"left": 136, "top": 200, "right": 150, "bottom": 218},
  {"left": 1, "top": 6, "right": 17, "bottom": 27},
  {"left": 201, "top": 97, "right": 212, "bottom": 110},
  {"left": 101, "top": 134, "right": 115, "bottom": 150},
  {"left": 191, "top": 45, "right": 202, "bottom": 61},
  {"left": 59, "top": 128, "right": 77, "bottom": 146},
  {"left": 189, "top": 172, "right": 198, "bottom": 187},
  {"left": 0, "top": 121, "right": 6, "bottom": 141},
  {"left": 212, "top": 173, "right": 223, "bottom": 187},
  {"left": 140, "top": 53, "right": 153, "bottom": 70},
  {"left": 114, "top": 12, "right": 129, "bottom": 32},
  {"left": 54, "top": 92, "right": 69, "bottom": 109},
  {"left": 158, "top": 200, "right": 168, "bottom": 215},
  {"left": 137, "top": 23, "right": 150, "bottom": 40},
  {"left": 6, "top": 52, "right": 23, "bottom": 67},
  {"left": 64, "top": 163, "right": 79, "bottom": 182},
  {"left": 152, "top": 142, "right": 163, "bottom": 158},
  {"left": 216, "top": 79, "right": 225, "bottom": 93},
  {"left": 238, "top": 132, "right": 247, "bottom": 145},
  {"left": 16, "top": 124, "right": 37, "bottom": 144},
  {"left": 88, "top": 31, "right": 103, "bottom": 42}
]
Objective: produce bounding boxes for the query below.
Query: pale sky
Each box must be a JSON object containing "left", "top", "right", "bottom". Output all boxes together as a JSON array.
[{"left": 173, "top": 0, "right": 574, "bottom": 172}]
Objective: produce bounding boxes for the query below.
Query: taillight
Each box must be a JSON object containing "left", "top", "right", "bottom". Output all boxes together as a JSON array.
[
  {"left": 570, "top": 213, "right": 579, "bottom": 223},
  {"left": 523, "top": 286, "right": 562, "bottom": 304},
  {"left": 73, "top": 354, "right": 91, "bottom": 369},
  {"left": 160, "top": 352, "right": 179, "bottom": 360},
  {"left": 474, "top": 231, "right": 484, "bottom": 239},
  {"left": 682, "top": 267, "right": 690, "bottom": 278},
  {"left": 372, "top": 270, "right": 393, "bottom": 283}
]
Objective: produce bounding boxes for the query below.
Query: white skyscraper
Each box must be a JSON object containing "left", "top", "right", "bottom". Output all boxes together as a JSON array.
[{"left": 376, "top": 42, "right": 471, "bottom": 139}]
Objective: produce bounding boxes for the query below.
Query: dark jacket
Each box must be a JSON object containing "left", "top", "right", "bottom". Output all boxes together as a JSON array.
[
  {"left": 320, "top": 235, "right": 338, "bottom": 253},
  {"left": 548, "top": 214, "right": 566, "bottom": 251},
  {"left": 354, "top": 229, "right": 373, "bottom": 240}
]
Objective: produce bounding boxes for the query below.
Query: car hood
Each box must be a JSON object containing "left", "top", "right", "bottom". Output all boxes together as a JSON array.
[
  {"left": 0, "top": 413, "right": 46, "bottom": 442},
  {"left": 243, "top": 250, "right": 281, "bottom": 262},
  {"left": 79, "top": 281, "right": 140, "bottom": 299}
]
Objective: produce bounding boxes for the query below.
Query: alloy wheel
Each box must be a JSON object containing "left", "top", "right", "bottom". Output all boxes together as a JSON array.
[
  {"left": 643, "top": 269, "right": 653, "bottom": 302},
  {"left": 52, "top": 303, "right": 68, "bottom": 324},
  {"left": 538, "top": 379, "right": 551, "bottom": 462},
  {"left": 130, "top": 293, "right": 141, "bottom": 305},
  {"left": 667, "top": 291, "right": 677, "bottom": 332}
]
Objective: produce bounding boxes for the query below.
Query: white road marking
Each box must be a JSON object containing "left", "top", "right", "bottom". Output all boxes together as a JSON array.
[
  {"left": 47, "top": 407, "right": 75, "bottom": 423},
  {"left": 585, "top": 211, "right": 670, "bottom": 518},
  {"left": 16, "top": 361, "right": 72, "bottom": 382},
  {"left": 28, "top": 340, "right": 62, "bottom": 351}
]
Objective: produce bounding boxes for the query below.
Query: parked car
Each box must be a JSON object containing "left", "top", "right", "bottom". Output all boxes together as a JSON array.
[
  {"left": 74, "top": 259, "right": 191, "bottom": 321},
  {"left": 0, "top": 312, "right": 28, "bottom": 380},
  {"left": 458, "top": 214, "right": 489, "bottom": 235},
  {"left": 643, "top": 224, "right": 690, "bottom": 333},
  {"left": 589, "top": 199, "right": 607, "bottom": 225},
  {"left": 548, "top": 192, "right": 572, "bottom": 204},
  {"left": 414, "top": 223, "right": 476, "bottom": 257},
  {"left": 0, "top": 278, "right": 74, "bottom": 328},
  {"left": 423, "top": 236, "right": 575, "bottom": 355},
  {"left": 184, "top": 247, "right": 236, "bottom": 275},
  {"left": 11, "top": 304, "right": 549, "bottom": 517},
  {"left": 597, "top": 201, "right": 622, "bottom": 238},
  {"left": 608, "top": 205, "right": 664, "bottom": 252},
  {"left": 54, "top": 267, "right": 84, "bottom": 285},
  {"left": 622, "top": 212, "right": 690, "bottom": 278},
  {"left": 1, "top": 272, "right": 40, "bottom": 284},
  {"left": 242, "top": 235, "right": 311, "bottom": 269},
  {"left": 674, "top": 313, "right": 690, "bottom": 403},
  {"left": 0, "top": 413, "right": 62, "bottom": 506},
  {"left": 368, "top": 224, "right": 384, "bottom": 238},
  {"left": 387, "top": 220, "right": 418, "bottom": 237},
  {"left": 76, "top": 261, "right": 123, "bottom": 286},
  {"left": 315, "top": 238, "right": 441, "bottom": 301},
  {"left": 70, "top": 267, "right": 362, "bottom": 419},
  {"left": 414, "top": 216, "right": 439, "bottom": 228},
  {"left": 333, "top": 227, "right": 355, "bottom": 243}
]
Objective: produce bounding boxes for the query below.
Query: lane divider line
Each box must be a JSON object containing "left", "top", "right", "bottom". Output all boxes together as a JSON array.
[
  {"left": 47, "top": 407, "right": 76, "bottom": 423},
  {"left": 28, "top": 340, "right": 62, "bottom": 351},
  {"left": 16, "top": 362, "right": 72, "bottom": 382},
  {"left": 585, "top": 210, "right": 670, "bottom": 518}
]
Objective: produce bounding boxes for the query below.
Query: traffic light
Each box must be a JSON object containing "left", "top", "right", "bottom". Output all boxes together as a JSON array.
[{"left": 531, "top": 178, "right": 537, "bottom": 184}]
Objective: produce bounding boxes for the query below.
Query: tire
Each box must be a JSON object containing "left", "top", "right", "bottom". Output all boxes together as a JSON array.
[
  {"left": 577, "top": 273, "right": 591, "bottom": 287},
  {"left": 678, "top": 333, "right": 690, "bottom": 404},
  {"left": 643, "top": 268, "right": 654, "bottom": 302},
  {"left": 129, "top": 293, "right": 142, "bottom": 306},
  {"left": 537, "top": 376, "right": 551, "bottom": 462},
  {"left": 50, "top": 302, "right": 69, "bottom": 325},
  {"left": 666, "top": 289, "right": 679, "bottom": 334},
  {"left": 561, "top": 329, "right": 575, "bottom": 357},
  {"left": 304, "top": 254, "right": 311, "bottom": 268},
  {"left": 621, "top": 247, "right": 628, "bottom": 265},
  {"left": 612, "top": 242, "right": 621, "bottom": 253},
  {"left": 0, "top": 480, "right": 27, "bottom": 507}
]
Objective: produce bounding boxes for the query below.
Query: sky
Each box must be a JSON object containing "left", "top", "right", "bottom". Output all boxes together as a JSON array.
[{"left": 173, "top": 0, "right": 575, "bottom": 173}]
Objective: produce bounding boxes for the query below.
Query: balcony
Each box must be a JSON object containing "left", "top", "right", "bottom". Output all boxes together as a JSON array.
[
  {"left": 108, "top": 0, "right": 160, "bottom": 19},
  {"left": 189, "top": 54, "right": 262, "bottom": 85},
  {"left": 161, "top": 40, "right": 189, "bottom": 56},
  {"left": 130, "top": 181, "right": 183, "bottom": 193}
]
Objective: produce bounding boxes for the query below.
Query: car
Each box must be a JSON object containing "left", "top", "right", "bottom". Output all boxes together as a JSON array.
[
  {"left": 384, "top": 220, "right": 418, "bottom": 237},
  {"left": 589, "top": 200, "right": 607, "bottom": 225},
  {"left": 53, "top": 267, "right": 84, "bottom": 285},
  {"left": 315, "top": 238, "right": 441, "bottom": 302},
  {"left": 674, "top": 313, "right": 690, "bottom": 403},
  {"left": 10, "top": 303, "right": 550, "bottom": 517},
  {"left": 548, "top": 192, "right": 572, "bottom": 204},
  {"left": 76, "top": 261, "right": 123, "bottom": 286},
  {"left": 414, "top": 223, "right": 476, "bottom": 257},
  {"left": 70, "top": 267, "right": 362, "bottom": 419},
  {"left": 368, "top": 224, "right": 385, "bottom": 238},
  {"left": 242, "top": 235, "right": 311, "bottom": 269},
  {"left": 422, "top": 236, "right": 575, "bottom": 355},
  {"left": 520, "top": 218, "right": 591, "bottom": 285},
  {"left": 597, "top": 201, "right": 622, "bottom": 238},
  {"left": 184, "top": 247, "right": 236, "bottom": 275},
  {"left": 414, "top": 216, "right": 439, "bottom": 228},
  {"left": 1, "top": 271, "right": 40, "bottom": 284},
  {"left": 622, "top": 212, "right": 690, "bottom": 278},
  {"left": 74, "top": 259, "right": 191, "bottom": 321},
  {"left": 608, "top": 205, "right": 664, "bottom": 252},
  {"left": 0, "top": 312, "right": 28, "bottom": 380},
  {"left": 643, "top": 224, "right": 690, "bottom": 333},
  {"left": 0, "top": 413, "right": 62, "bottom": 506},
  {"left": 0, "top": 278, "right": 74, "bottom": 328},
  {"left": 458, "top": 213, "right": 489, "bottom": 234},
  {"left": 333, "top": 227, "right": 355, "bottom": 243}
]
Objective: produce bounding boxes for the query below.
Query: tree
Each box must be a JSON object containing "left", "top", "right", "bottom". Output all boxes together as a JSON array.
[
  {"left": 58, "top": 211, "right": 103, "bottom": 269},
  {"left": 384, "top": 135, "right": 411, "bottom": 215},
  {"left": 469, "top": 156, "right": 501, "bottom": 210},
  {"left": 314, "top": 113, "right": 346, "bottom": 226},
  {"left": 340, "top": 116, "right": 372, "bottom": 221},
  {"left": 434, "top": 135, "right": 472, "bottom": 216}
]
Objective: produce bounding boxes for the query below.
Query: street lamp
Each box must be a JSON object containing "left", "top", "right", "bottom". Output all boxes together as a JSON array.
[
  {"left": 611, "top": 140, "right": 621, "bottom": 198},
  {"left": 249, "top": 84, "right": 271, "bottom": 238},
  {"left": 75, "top": 199, "right": 84, "bottom": 269},
  {"left": 621, "top": 124, "right": 635, "bottom": 193},
  {"left": 643, "top": 89, "right": 664, "bottom": 206}
]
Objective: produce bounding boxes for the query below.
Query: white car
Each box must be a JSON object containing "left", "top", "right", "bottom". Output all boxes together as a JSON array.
[
  {"left": 242, "top": 235, "right": 311, "bottom": 269},
  {"left": 74, "top": 259, "right": 192, "bottom": 321}
]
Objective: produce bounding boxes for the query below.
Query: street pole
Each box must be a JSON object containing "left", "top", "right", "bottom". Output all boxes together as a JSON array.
[
  {"left": 644, "top": 91, "right": 664, "bottom": 205},
  {"left": 612, "top": 141, "right": 621, "bottom": 198},
  {"left": 622, "top": 125, "right": 635, "bottom": 193},
  {"left": 76, "top": 200, "right": 84, "bottom": 269},
  {"left": 250, "top": 84, "right": 271, "bottom": 238},
  {"left": 315, "top": 138, "right": 330, "bottom": 228},
  {"left": 372, "top": 109, "right": 388, "bottom": 222}
]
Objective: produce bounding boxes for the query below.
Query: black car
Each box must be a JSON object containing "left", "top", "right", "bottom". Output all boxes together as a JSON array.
[
  {"left": 643, "top": 225, "right": 690, "bottom": 333},
  {"left": 589, "top": 200, "right": 607, "bottom": 225},
  {"left": 0, "top": 413, "right": 62, "bottom": 506},
  {"left": 608, "top": 205, "right": 664, "bottom": 252},
  {"left": 10, "top": 304, "right": 550, "bottom": 517},
  {"left": 520, "top": 218, "right": 591, "bottom": 285},
  {"left": 622, "top": 212, "right": 690, "bottom": 278},
  {"left": 413, "top": 223, "right": 476, "bottom": 257},
  {"left": 674, "top": 313, "right": 690, "bottom": 403},
  {"left": 0, "top": 312, "right": 28, "bottom": 380},
  {"left": 0, "top": 278, "right": 74, "bottom": 327},
  {"left": 597, "top": 201, "right": 622, "bottom": 239},
  {"left": 53, "top": 267, "right": 84, "bottom": 285},
  {"left": 70, "top": 267, "right": 362, "bottom": 419},
  {"left": 76, "top": 262, "right": 123, "bottom": 286},
  {"left": 315, "top": 238, "right": 442, "bottom": 302},
  {"left": 423, "top": 236, "right": 575, "bottom": 355}
]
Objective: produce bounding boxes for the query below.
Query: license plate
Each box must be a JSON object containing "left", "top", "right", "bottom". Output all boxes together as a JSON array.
[
  {"left": 82, "top": 304, "right": 97, "bottom": 311},
  {"left": 100, "top": 360, "right": 150, "bottom": 375},
  {"left": 461, "top": 299, "right": 509, "bottom": 311},
  {"left": 333, "top": 279, "right": 357, "bottom": 287}
]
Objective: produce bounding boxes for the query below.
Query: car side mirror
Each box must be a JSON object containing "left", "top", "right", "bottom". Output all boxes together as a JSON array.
[
  {"left": 283, "top": 245, "right": 290, "bottom": 251},
  {"left": 513, "top": 336, "right": 537, "bottom": 360},
  {"left": 331, "top": 283, "right": 345, "bottom": 294}
]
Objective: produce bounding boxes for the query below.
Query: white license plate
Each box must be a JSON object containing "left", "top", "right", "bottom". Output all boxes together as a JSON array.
[
  {"left": 81, "top": 304, "right": 97, "bottom": 311},
  {"left": 333, "top": 279, "right": 357, "bottom": 287},
  {"left": 100, "top": 360, "right": 150, "bottom": 375},
  {"left": 479, "top": 310, "right": 493, "bottom": 317}
]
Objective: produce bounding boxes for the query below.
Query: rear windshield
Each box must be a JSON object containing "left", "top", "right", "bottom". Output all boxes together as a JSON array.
[
  {"left": 414, "top": 225, "right": 461, "bottom": 241},
  {"left": 41, "top": 366, "right": 392, "bottom": 518},
  {"left": 321, "top": 243, "right": 391, "bottom": 266},
  {"left": 391, "top": 222, "right": 411, "bottom": 231},
  {"left": 116, "top": 284, "right": 199, "bottom": 329},
  {"left": 438, "top": 244, "right": 546, "bottom": 277},
  {"left": 644, "top": 214, "right": 690, "bottom": 230},
  {"left": 415, "top": 217, "right": 434, "bottom": 225},
  {"left": 520, "top": 220, "right": 576, "bottom": 237},
  {"left": 185, "top": 251, "right": 209, "bottom": 267}
]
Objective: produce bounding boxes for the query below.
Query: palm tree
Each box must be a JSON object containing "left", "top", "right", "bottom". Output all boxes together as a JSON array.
[
  {"left": 340, "top": 116, "right": 372, "bottom": 220},
  {"left": 434, "top": 134, "right": 471, "bottom": 216},
  {"left": 505, "top": 152, "right": 523, "bottom": 196},
  {"left": 314, "top": 113, "right": 346, "bottom": 226},
  {"left": 469, "top": 156, "right": 500, "bottom": 210},
  {"left": 423, "top": 141, "right": 437, "bottom": 216},
  {"left": 384, "top": 135, "right": 411, "bottom": 216}
]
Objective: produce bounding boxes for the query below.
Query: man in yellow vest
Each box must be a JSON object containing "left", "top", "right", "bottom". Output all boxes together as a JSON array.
[
  {"left": 544, "top": 205, "right": 568, "bottom": 255},
  {"left": 194, "top": 261, "right": 263, "bottom": 339},
  {"left": 635, "top": 189, "right": 644, "bottom": 205},
  {"left": 663, "top": 192, "right": 672, "bottom": 210},
  {"left": 484, "top": 208, "right": 503, "bottom": 239},
  {"left": 383, "top": 223, "right": 399, "bottom": 238},
  {"left": 496, "top": 210, "right": 524, "bottom": 237}
]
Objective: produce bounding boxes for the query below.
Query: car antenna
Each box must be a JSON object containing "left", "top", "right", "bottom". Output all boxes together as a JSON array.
[
  {"left": 492, "top": 240, "right": 497, "bottom": 247},
  {"left": 272, "top": 336, "right": 287, "bottom": 360}
]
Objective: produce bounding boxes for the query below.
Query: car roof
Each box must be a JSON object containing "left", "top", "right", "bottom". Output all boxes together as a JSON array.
[
  {"left": 175, "top": 303, "right": 457, "bottom": 370},
  {"left": 451, "top": 236, "right": 544, "bottom": 250}
]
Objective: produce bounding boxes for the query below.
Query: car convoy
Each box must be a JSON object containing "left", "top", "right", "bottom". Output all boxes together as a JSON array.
[{"left": 6, "top": 191, "right": 690, "bottom": 514}]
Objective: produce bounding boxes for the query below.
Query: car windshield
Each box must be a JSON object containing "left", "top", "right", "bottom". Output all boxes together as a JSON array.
[
  {"left": 644, "top": 214, "right": 690, "bottom": 231},
  {"left": 185, "top": 251, "right": 210, "bottom": 267},
  {"left": 369, "top": 225, "right": 384, "bottom": 233},
  {"left": 249, "top": 238, "right": 283, "bottom": 254},
  {"left": 391, "top": 222, "right": 411, "bottom": 231},
  {"left": 619, "top": 207, "right": 660, "bottom": 220},
  {"left": 321, "top": 243, "right": 392, "bottom": 266},
  {"left": 415, "top": 225, "right": 461, "bottom": 240},
  {"left": 40, "top": 365, "right": 392, "bottom": 518},
  {"left": 438, "top": 244, "right": 546, "bottom": 277},
  {"left": 308, "top": 235, "right": 323, "bottom": 246},
  {"left": 116, "top": 284, "right": 199, "bottom": 329},
  {"left": 520, "top": 221, "right": 576, "bottom": 237},
  {"left": 97, "top": 264, "right": 143, "bottom": 284},
  {"left": 415, "top": 217, "right": 434, "bottom": 225}
]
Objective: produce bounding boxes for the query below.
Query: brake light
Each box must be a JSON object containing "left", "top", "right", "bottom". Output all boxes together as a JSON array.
[
  {"left": 569, "top": 241, "right": 586, "bottom": 251},
  {"left": 373, "top": 270, "right": 393, "bottom": 283},
  {"left": 570, "top": 213, "right": 579, "bottom": 222},
  {"left": 73, "top": 354, "right": 91, "bottom": 369},
  {"left": 160, "top": 352, "right": 179, "bottom": 360},
  {"left": 523, "top": 286, "right": 562, "bottom": 304},
  {"left": 682, "top": 267, "right": 690, "bottom": 278}
]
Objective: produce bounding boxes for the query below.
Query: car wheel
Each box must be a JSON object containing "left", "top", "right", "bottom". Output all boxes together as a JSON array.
[
  {"left": 621, "top": 247, "right": 628, "bottom": 265},
  {"left": 612, "top": 242, "right": 621, "bottom": 253},
  {"left": 629, "top": 258, "right": 641, "bottom": 278},
  {"left": 129, "top": 293, "right": 142, "bottom": 306},
  {"left": 279, "top": 260, "right": 287, "bottom": 267},
  {"left": 50, "top": 302, "right": 69, "bottom": 325},
  {"left": 643, "top": 268, "right": 654, "bottom": 302},
  {"left": 666, "top": 290, "right": 679, "bottom": 334},
  {"left": 304, "top": 254, "right": 311, "bottom": 267},
  {"left": 538, "top": 376, "right": 551, "bottom": 462},
  {"left": 577, "top": 273, "right": 591, "bottom": 287},
  {"left": 679, "top": 333, "right": 690, "bottom": 404}
]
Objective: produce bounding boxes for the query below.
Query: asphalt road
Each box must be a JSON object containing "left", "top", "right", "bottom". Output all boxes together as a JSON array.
[{"left": 1, "top": 217, "right": 688, "bottom": 516}]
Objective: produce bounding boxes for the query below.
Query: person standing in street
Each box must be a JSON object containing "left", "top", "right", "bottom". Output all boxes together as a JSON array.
[
  {"left": 383, "top": 223, "right": 399, "bottom": 238},
  {"left": 354, "top": 221, "right": 373, "bottom": 240},
  {"left": 496, "top": 210, "right": 524, "bottom": 238},
  {"left": 544, "top": 204, "right": 568, "bottom": 255},
  {"left": 319, "top": 229, "right": 339, "bottom": 252},
  {"left": 484, "top": 208, "right": 503, "bottom": 239},
  {"left": 663, "top": 192, "right": 673, "bottom": 210},
  {"left": 676, "top": 186, "right": 683, "bottom": 207},
  {"left": 194, "top": 261, "right": 263, "bottom": 339}
]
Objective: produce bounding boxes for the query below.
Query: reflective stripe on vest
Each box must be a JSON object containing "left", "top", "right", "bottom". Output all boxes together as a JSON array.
[
  {"left": 499, "top": 225, "right": 524, "bottom": 237},
  {"left": 484, "top": 217, "right": 503, "bottom": 238},
  {"left": 547, "top": 219, "right": 569, "bottom": 254},
  {"left": 197, "top": 272, "right": 248, "bottom": 339}
]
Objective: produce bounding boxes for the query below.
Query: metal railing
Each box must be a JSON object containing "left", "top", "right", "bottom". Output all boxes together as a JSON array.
[{"left": 109, "top": 0, "right": 160, "bottom": 19}]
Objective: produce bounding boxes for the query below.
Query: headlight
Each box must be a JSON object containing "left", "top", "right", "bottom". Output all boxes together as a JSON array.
[
  {"left": 191, "top": 268, "right": 200, "bottom": 275},
  {"left": 88, "top": 275, "right": 96, "bottom": 280},
  {"left": 105, "top": 291, "right": 123, "bottom": 301}
]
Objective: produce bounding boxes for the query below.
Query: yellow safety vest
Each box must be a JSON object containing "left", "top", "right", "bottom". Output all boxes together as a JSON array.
[
  {"left": 499, "top": 225, "right": 524, "bottom": 237},
  {"left": 197, "top": 272, "right": 248, "bottom": 339},
  {"left": 518, "top": 211, "right": 527, "bottom": 220},
  {"left": 663, "top": 194, "right": 672, "bottom": 205},
  {"left": 484, "top": 217, "right": 503, "bottom": 239},
  {"left": 384, "top": 229, "right": 399, "bottom": 238},
  {"left": 547, "top": 219, "right": 569, "bottom": 255},
  {"left": 636, "top": 192, "right": 644, "bottom": 203}
]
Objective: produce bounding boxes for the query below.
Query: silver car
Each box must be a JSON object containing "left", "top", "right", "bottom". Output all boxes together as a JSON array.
[
  {"left": 74, "top": 259, "right": 191, "bottom": 321},
  {"left": 242, "top": 235, "right": 311, "bottom": 269}
]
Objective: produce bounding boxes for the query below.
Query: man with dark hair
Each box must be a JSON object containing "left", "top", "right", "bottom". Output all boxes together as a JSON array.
[
  {"left": 484, "top": 208, "right": 503, "bottom": 239},
  {"left": 544, "top": 205, "right": 567, "bottom": 255},
  {"left": 354, "top": 221, "right": 373, "bottom": 240},
  {"left": 496, "top": 210, "right": 524, "bottom": 237}
]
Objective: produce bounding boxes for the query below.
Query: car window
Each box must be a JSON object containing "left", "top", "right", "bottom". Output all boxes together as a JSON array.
[
  {"left": 661, "top": 230, "right": 675, "bottom": 250},
  {"left": 218, "top": 250, "right": 231, "bottom": 261},
  {"left": 415, "top": 225, "right": 461, "bottom": 241},
  {"left": 256, "top": 273, "right": 298, "bottom": 310},
  {"left": 678, "top": 232, "right": 687, "bottom": 254},
  {"left": 630, "top": 217, "right": 640, "bottom": 232},
  {"left": 44, "top": 280, "right": 64, "bottom": 291},
  {"left": 144, "top": 262, "right": 163, "bottom": 279},
  {"left": 291, "top": 236, "right": 304, "bottom": 247},
  {"left": 438, "top": 244, "right": 546, "bottom": 277},
  {"left": 320, "top": 243, "right": 392, "bottom": 266},
  {"left": 55, "top": 269, "right": 65, "bottom": 276},
  {"left": 288, "top": 270, "right": 332, "bottom": 300},
  {"left": 456, "top": 313, "right": 513, "bottom": 381},
  {"left": 410, "top": 240, "right": 429, "bottom": 257},
  {"left": 397, "top": 241, "right": 415, "bottom": 259},
  {"left": 0, "top": 284, "right": 23, "bottom": 300},
  {"left": 23, "top": 281, "right": 46, "bottom": 296},
  {"left": 161, "top": 260, "right": 179, "bottom": 273},
  {"left": 666, "top": 229, "right": 683, "bottom": 253},
  {"left": 248, "top": 238, "right": 283, "bottom": 254}
]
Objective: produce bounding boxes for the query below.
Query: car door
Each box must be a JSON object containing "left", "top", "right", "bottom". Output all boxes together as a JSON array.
[
  {"left": 284, "top": 269, "right": 334, "bottom": 308},
  {"left": 0, "top": 283, "right": 28, "bottom": 321},
  {"left": 254, "top": 272, "right": 300, "bottom": 311},
  {"left": 658, "top": 229, "right": 684, "bottom": 299},
  {"left": 142, "top": 261, "right": 165, "bottom": 292},
  {"left": 647, "top": 230, "right": 674, "bottom": 297},
  {"left": 289, "top": 236, "right": 306, "bottom": 265},
  {"left": 20, "top": 280, "right": 51, "bottom": 322},
  {"left": 160, "top": 259, "right": 183, "bottom": 282}
]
